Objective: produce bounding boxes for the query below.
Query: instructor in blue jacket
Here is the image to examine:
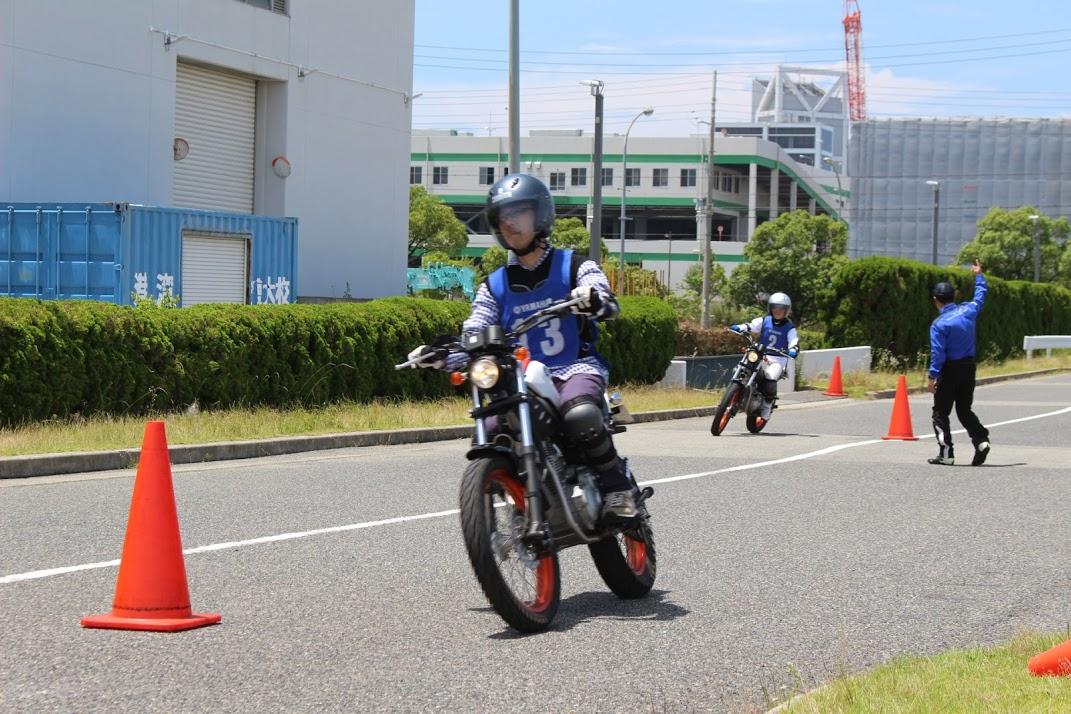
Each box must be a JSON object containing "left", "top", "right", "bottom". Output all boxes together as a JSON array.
[{"left": 927, "top": 259, "right": 991, "bottom": 466}]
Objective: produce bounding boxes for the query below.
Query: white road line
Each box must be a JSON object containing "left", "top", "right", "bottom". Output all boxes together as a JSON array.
[
  {"left": 0, "top": 509, "right": 460, "bottom": 585},
  {"left": 3, "top": 405, "right": 1069, "bottom": 586}
]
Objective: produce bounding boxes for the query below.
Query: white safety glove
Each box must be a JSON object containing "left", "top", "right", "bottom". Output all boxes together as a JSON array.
[
  {"left": 407, "top": 344, "right": 445, "bottom": 370},
  {"left": 569, "top": 285, "right": 603, "bottom": 316}
]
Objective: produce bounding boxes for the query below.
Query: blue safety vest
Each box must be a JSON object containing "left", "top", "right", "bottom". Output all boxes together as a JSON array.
[
  {"left": 488, "top": 249, "right": 592, "bottom": 369},
  {"left": 759, "top": 315, "right": 794, "bottom": 352}
]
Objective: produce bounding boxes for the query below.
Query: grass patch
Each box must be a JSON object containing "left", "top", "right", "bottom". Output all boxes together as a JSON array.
[
  {"left": 801, "top": 353, "right": 1071, "bottom": 399},
  {"left": 778, "top": 631, "right": 1071, "bottom": 713},
  {"left": 0, "top": 385, "right": 719, "bottom": 457}
]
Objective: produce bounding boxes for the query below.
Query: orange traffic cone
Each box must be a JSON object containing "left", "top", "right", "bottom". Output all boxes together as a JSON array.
[
  {"left": 81, "top": 421, "right": 221, "bottom": 632},
  {"left": 823, "top": 355, "right": 847, "bottom": 397},
  {"left": 1029, "top": 639, "right": 1071, "bottom": 676},
  {"left": 881, "top": 375, "right": 919, "bottom": 441}
]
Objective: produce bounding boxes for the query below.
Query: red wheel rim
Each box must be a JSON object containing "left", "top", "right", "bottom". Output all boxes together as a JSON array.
[
  {"left": 625, "top": 535, "right": 648, "bottom": 575},
  {"left": 718, "top": 392, "right": 739, "bottom": 431},
  {"left": 486, "top": 469, "right": 556, "bottom": 613}
]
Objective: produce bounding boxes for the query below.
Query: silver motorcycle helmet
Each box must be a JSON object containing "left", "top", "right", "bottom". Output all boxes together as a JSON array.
[{"left": 768, "top": 292, "right": 792, "bottom": 322}]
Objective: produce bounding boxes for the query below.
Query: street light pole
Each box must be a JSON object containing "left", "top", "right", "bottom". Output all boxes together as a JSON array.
[
  {"left": 1029, "top": 214, "right": 1041, "bottom": 281},
  {"left": 507, "top": 0, "right": 520, "bottom": 173},
  {"left": 618, "top": 107, "right": 654, "bottom": 293},
  {"left": 926, "top": 180, "right": 940, "bottom": 265},
  {"left": 581, "top": 80, "right": 605, "bottom": 262}
]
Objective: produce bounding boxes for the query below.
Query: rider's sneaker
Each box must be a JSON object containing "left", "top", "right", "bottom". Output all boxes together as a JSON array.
[
  {"left": 972, "top": 441, "right": 991, "bottom": 466},
  {"left": 927, "top": 454, "right": 955, "bottom": 466},
  {"left": 601, "top": 490, "right": 638, "bottom": 521}
]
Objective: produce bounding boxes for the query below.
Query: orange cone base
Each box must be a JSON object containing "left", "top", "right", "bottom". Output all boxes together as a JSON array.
[
  {"left": 822, "top": 390, "right": 847, "bottom": 397},
  {"left": 1028, "top": 639, "right": 1071, "bottom": 676},
  {"left": 81, "top": 611, "right": 221, "bottom": 632},
  {"left": 881, "top": 434, "right": 919, "bottom": 441}
]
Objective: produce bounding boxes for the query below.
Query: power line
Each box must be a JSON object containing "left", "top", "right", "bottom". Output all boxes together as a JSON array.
[{"left": 414, "top": 27, "right": 1071, "bottom": 57}]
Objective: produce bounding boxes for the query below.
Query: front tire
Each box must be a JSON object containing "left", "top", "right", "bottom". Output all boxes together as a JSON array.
[
  {"left": 711, "top": 383, "right": 742, "bottom": 436},
  {"left": 459, "top": 457, "right": 560, "bottom": 633},
  {"left": 589, "top": 515, "right": 657, "bottom": 599}
]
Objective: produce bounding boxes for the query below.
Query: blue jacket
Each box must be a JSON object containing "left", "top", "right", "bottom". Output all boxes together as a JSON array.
[{"left": 929, "top": 274, "right": 987, "bottom": 378}]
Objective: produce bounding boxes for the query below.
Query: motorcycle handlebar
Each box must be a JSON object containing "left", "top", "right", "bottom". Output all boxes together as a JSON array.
[{"left": 395, "top": 297, "right": 582, "bottom": 370}]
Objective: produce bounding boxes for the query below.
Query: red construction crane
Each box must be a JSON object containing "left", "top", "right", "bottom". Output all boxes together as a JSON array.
[{"left": 843, "top": 0, "right": 867, "bottom": 121}]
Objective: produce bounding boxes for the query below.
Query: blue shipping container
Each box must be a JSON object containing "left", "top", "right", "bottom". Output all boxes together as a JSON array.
[{"left": 0, "top": 203, "right": 298, "bottom": 305}]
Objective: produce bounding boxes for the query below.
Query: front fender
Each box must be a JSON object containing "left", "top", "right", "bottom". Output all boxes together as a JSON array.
[{"left": 465, "top": 444, "right": 517, "bottom": 463}]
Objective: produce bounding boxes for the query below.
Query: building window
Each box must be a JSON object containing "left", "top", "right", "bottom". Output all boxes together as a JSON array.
[
  {"left": 410, "top": 166, "right": 422, "bottom": 185},
  {"left": 722, "top": 173, "right": 731, "bottom": 192},
  {"left": 680, "top": 168, "right": 696, "bottom": 187},
  {"left": 734, "top": 177, "right": 741, "bottom": 193},
  {"left": 652, "top": 168, "right": 668, "bottom": 187},
  {"left": 479, "top": 166, "right": 495, "bottom": 185},
  {"left": 601, "top": 167, "right": 614, "bottom": 186},
  {"left": 235, "top": 0, "right": 288, "bottom": 15},
  {"left": 571, "top": 168, "right": 587, "bottom": 186},
  {"left": 433, "top": 167, "right": 448, "bottom": 185},
  {"left": 625, "top": 168, "right": 641, "bottom": 187},
  {"left": 549, "top": 171, "right": 566, "bottom": 191}
]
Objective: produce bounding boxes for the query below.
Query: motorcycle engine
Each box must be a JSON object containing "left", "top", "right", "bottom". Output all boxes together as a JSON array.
[{"left": 569, "top": 465, "right": 603, "bottom": 532}]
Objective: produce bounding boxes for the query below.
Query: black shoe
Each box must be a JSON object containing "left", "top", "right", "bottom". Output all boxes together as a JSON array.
[
  {"left": 927, "top": 455, "right": 955, "bottom": 466},
  {"left": 972, "top": 441, "right": 991, "bottom": 466}
]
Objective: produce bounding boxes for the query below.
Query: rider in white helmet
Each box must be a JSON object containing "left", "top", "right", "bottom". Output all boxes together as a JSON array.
[{"left": 730, "top": 292, "right": 800, "bottom": 422}]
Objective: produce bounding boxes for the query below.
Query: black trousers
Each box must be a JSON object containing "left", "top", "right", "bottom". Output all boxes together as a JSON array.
[{"left": 931, "top": 359, "right": 990, "bottom": 457}]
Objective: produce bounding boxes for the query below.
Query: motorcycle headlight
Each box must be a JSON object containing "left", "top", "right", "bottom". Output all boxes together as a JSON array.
[
  {"left": 469, "top": 358, "right": 501, "bottom": 389},
  {"left": 746, "top": 350, "right": 760, "bottom": 364}
]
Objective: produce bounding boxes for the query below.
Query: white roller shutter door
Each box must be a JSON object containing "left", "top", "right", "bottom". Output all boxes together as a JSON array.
[
  {"left": 182, "top": 233, "right": 249, "bottom": 305},
  {"left": 174, "top": 62, "right": 256, "bottom": 213}
]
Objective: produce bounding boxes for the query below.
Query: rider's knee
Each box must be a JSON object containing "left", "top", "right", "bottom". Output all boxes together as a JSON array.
[{"left": 561, "top": 396, "right": 605, "bottom": 443}]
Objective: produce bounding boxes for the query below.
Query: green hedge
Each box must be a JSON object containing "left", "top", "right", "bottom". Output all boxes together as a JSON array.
[
  {"left": 819, "top": 257, "right": 1071, "bottom": 360},
  {"left": 0, "top": 295, "right": 676, "bottom": 426},
  {"left": 600, "top": 296, "right": 678, "bottom": 384}
]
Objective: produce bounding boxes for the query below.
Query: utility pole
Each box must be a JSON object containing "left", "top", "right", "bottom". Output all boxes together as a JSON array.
[
  {"left": 508, "top": 0, "right": 520, "bottom": 173},
  {"left": 700, "top": 71, "right": 717, "bottom": 329},
  {"left": 926, "top": 180, "right": 940, "bottom": 264},
  {"left": 582, "top": 80, "right": 605, "bottom": 261}
]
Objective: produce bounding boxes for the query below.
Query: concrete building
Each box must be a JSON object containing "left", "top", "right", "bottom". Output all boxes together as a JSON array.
[
  {"left": 411, "top": 132, "right": 845, "bottom": 288},
  {"left": 849, "top": 118, "right": 1071, "bottom": 263},
  {"left": 1, "top": 0, "right": 415, "bottom": 300}
]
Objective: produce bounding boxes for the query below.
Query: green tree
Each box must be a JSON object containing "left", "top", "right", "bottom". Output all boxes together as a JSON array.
[
  {"left": 475, "top": 245, "right": 507, "bottom": 285},
  {"left": 408, "top": 186, "right": 467, "bottom": 257},
  {"left": 954, "top": 207, "right": 1070, "bottom": 284},
  {"left": 550, "top": 217, "right": 609, "bottom": 260},
  {"left": 726, "top": 210, "right": 848, "bottom": 325}
]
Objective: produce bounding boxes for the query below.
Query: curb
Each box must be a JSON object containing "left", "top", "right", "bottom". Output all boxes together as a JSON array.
[
  {"left": 866, "top": 367, "right": 1068, "bottom": 399},
  {"left": 0, "top": 397, "right": 845, "bottom": 480},
  {"left": 4, "top": 368, "right": 1060, "bottom": 480}
]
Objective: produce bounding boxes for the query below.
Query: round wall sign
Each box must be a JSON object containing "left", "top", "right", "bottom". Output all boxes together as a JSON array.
[
  {"left": 173, "top": 137, "right": 189, "bottom": 161},
  {"left": 272, "top": 156, "right": 292, "bottom": 178}
]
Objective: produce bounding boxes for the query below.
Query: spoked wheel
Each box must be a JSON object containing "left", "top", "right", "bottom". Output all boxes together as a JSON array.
[
  {"left": 459, "top": 457, "right": 560, "bottom": 632},
  {"left": 711, "top": 383, "right": 742, "bottom": 436},
  {"left": 589, "top": 513, "right": 656, "bottom": 599},
  {"left": 746, "top": 414, "right": 768, "bottom": 433}
]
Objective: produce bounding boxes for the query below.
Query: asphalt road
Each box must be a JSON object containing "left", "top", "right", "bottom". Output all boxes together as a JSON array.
[{"left": 2, "top": 376, "right": 1070, "bottom": 713}]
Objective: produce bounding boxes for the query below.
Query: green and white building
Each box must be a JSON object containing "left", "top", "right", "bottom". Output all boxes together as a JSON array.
[{"left": 411, "top": 131, "right": 849, "bottom": 287}]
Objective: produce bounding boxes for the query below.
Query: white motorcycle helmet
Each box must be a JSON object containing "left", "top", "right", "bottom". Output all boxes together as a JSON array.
[{"left": 768, "top": 292, "right": 792, "bottom": 322}]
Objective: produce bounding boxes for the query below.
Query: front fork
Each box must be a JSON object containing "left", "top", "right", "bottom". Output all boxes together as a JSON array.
[{"left": 512, "top": 370, "right": 549, "bottom": 548}]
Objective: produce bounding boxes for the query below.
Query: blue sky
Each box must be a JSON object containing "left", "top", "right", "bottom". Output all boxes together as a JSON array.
[{"left": 412, "top": 0, "right": 1071, "bottom": 136}]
